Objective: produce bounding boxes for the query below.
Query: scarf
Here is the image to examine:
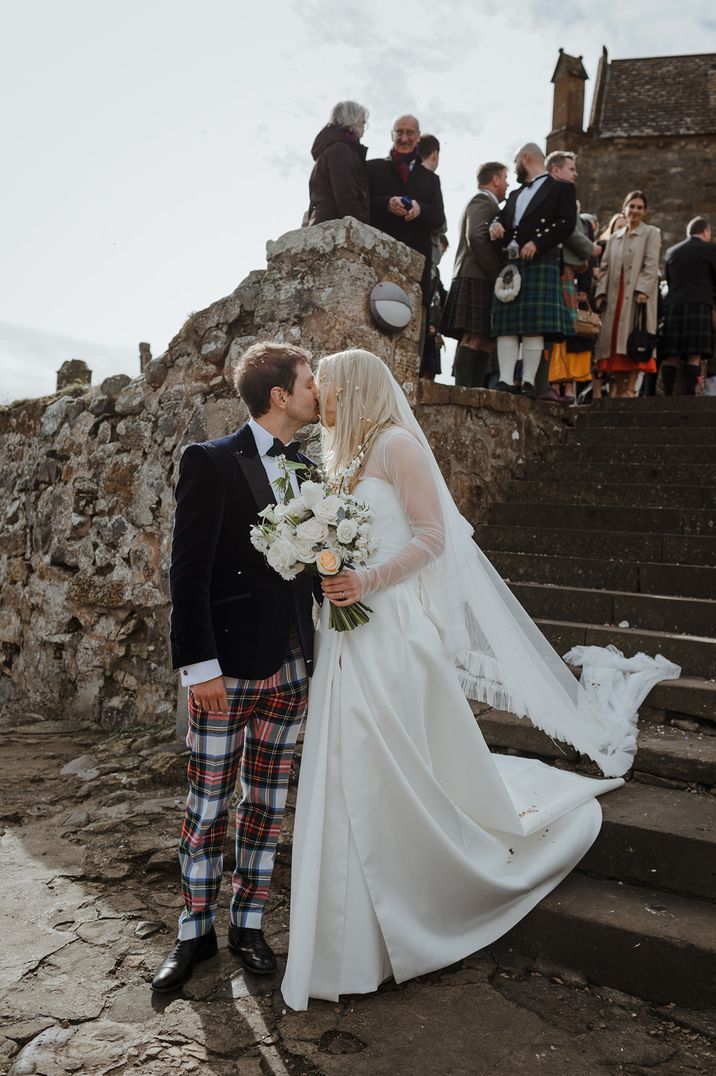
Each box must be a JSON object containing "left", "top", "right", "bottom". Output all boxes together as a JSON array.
[{"left": 390, "top": 148, "right": 420, "bottom": 185}]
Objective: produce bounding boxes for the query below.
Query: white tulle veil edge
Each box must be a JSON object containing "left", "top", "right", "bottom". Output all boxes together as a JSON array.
[{"left": 385, "top": 369, "right": 680, "bottom": 779}]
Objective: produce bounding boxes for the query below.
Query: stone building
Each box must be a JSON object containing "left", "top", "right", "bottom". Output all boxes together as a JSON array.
[{"left": 546, "top": 47, "right": 716, "bottom": 252}]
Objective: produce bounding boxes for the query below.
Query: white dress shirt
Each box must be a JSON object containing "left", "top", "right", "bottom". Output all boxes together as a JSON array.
[
  {"left": 513, "top": 173, "right": 549, "bottom": 227},
  {"left": 179, "top": 418, "right": 302, "bottom": 688}
]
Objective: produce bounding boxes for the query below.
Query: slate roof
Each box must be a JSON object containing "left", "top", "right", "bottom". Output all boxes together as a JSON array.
[{"left": 594, "top": 53, "right": 716, "bottom": 138}]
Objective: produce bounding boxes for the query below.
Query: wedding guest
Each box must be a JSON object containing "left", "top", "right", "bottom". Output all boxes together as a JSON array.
[
  {"left": 441, "top": 161, "right": 509, "bottom": 387},
  {"left": 544, "top": 151, "right": 601, "bottom": 402},
  {"left": 367, "top": 115, "right": 445, "bottom": 304},
  {"left": 594, "top": 191, "right": 661, "bottom": 398},
  {"left": 307, "top": 101, "right": 370, "bottom": 226},
  {"left": 662, "top": 216, "right": 716, "bottom": 395},
  {"left": 489, "top": 142, "right": 577, "bottom": 397}
]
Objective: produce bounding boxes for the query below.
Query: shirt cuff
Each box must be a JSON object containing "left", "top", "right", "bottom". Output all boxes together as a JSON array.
[{"left": 180, "top": 659, "right": 223, "bottom": 687}]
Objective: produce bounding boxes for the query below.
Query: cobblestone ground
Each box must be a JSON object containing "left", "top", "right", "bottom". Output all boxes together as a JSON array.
[{"left": 1, "top": 711, "right": 714, "bottom": 1076}]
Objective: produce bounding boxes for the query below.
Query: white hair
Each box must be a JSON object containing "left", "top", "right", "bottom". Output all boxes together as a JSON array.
[
  {"left": 318, "top": 349, "right": 409, "bottom": 478},
  {"left": 329, "top": 100, "right": 369, "bottom": 135}
]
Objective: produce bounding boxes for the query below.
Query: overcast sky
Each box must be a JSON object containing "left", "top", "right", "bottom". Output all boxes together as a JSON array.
[{"left": 1, "top": 0, "right": 714, "bottom": 403}]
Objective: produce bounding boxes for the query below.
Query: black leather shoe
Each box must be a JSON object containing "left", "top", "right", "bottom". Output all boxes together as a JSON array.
[
  {"left": 228, "top": 926, "right": 277, "bottom": 975},
  {"left": 496, "top": 380, "right": 519, "bottom": 394},
  {"left": 151, "top": 927, "right": 218, "bottom": 992},
  {"left": 521, "top": 381, "right": 537, "bottom": 398}
]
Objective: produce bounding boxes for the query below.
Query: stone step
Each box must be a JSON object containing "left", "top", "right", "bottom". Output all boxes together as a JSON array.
[
  {"left": 579, "top": 782, "right": 716, "bottom": 902},
  {"left": 537, "top": 618, "right": 716, "bottom": 680},
  {"left": 567, "top": 425, "right": 716, "bottom": 445},
  {"left": 525, "top": 459, "right": 716, "bottom": 485},
  {"left": 507, "top": 480, "right": 716, "bottom": 510},
  {"left": 490, "top": 873, "right": 716, "bottom": 1008},
  {"left": 549, "top": 443, "right": 711, "bottom": 464},
  {"left": 580, "top": 410, "right": 716, "bottom": 428},
  {"left": 590, "top": 396, "right": 716, "bottom": 412},
  {"left": 477, "top": 524, "right": 716, "bottom": 566},
  {"left": 509, "top": 582, "right": 716, "bottom": 637},
  {"left": 648, "top": 676, "right": 716, "bottom": 722},
  {"left": 475, "top": 705, "right": 716, "bottom": 787},
  {"left": 489, "top": 501, "right": 716, "bottom": 536},
  {"left": 488, "top": 550, "right": 716, "bottom": 599}
]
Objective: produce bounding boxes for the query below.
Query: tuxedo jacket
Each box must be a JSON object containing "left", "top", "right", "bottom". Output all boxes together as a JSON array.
[
  {"left": 366, "top": 157, "right": 445, "bottom": 301},
  {"left": 169, "top": 423, "right": 316, "bottom": 681},
  {"left": 665, "top": 235, "right": 716, "bottom": 307},
  {"left": 498, "top": 176, "right": 577, "bottom": 257}
]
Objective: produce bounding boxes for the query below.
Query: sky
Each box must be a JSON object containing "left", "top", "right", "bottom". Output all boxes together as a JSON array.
[{"left": 1, "top": 0, "right": 714, "bottom": 403}]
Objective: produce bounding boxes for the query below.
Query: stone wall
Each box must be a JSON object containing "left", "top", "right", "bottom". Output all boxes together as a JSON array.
[
  {"left": 567, "top": 136, "right": 716, "bottom": 255},
  {"left": 0, "top": 218, "right": 568, "bottom": 727}
]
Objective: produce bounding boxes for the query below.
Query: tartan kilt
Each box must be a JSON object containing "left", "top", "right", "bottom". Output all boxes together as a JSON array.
[
  {"left": 440, "top": 276, "right": 493, "bottom": 339},
  {"left": 492, "top": 256, "right": 572, "bottom": 339},
  {"left": 662, "top": 302, "right": 713, "bottom": 358}
]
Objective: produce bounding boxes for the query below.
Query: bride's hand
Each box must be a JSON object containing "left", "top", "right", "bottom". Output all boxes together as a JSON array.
[{"left": 321, "top": 571, "right": 362, "bottom": 606}]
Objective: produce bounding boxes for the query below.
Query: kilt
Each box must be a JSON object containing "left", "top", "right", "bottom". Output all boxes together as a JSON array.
[
  {"left": 441, "top": 276, "right": 493, "bottom": 339},
  {"left": 492, "top": 256, "right": 572, "bottom": 340},
  {"left": 662, "top": 302, "right": 713, "bottom": 359}
]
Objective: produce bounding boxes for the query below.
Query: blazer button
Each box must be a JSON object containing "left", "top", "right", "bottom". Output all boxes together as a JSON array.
[{"left": 182, "top": 669, "right": 188, "bottom": 675}]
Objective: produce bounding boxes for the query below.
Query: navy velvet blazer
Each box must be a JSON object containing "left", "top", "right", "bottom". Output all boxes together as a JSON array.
[{"left": 169, "top": 423, "right": 316, "bottom": 680}]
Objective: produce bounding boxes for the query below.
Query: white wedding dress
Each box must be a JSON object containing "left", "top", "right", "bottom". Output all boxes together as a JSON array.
[{"left": 281, "top": 427, "right": 678, "bottom": 1010}]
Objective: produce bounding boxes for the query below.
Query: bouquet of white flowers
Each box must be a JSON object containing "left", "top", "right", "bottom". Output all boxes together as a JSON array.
[{"left": 249, "top": 469, "right": 379, "bottom": 632}]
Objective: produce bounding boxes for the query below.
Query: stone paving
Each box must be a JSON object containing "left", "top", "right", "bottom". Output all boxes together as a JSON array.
[{"left": 1, "top": 711, "right": 714, "bottom": 1076}]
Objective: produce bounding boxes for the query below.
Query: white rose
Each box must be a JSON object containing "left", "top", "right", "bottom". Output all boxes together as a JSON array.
[
  {"left": 296, "top": 516, "right": 329, "bottom": 544},
  {"left": 250, "top": 529, "right": 269, "bottom": 554},
  {"left": 266, "top": 536, "right": 301, "bottom": 580},
  {"left": 294, "top": 539, "right": 319, "bottom": 564},
  {"left": 336, "top": 518, "right": 358, "bottom": 544},
  {"left": 312, "top": 495, "right": 342, "bottom": 525},
  {"left": 358, "top": 522, "right": 373, "bottom": 536},
  {"left": 300, "top": 480, "right": 324, "bottom": 509}
]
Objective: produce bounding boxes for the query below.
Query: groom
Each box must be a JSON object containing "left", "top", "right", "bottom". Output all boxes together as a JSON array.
[{"left": 151, "top": 341, "right": 320, "bottom": 992}]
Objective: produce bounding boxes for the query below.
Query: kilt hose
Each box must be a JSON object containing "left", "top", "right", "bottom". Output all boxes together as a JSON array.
[
  {"left": 441, "top": 276, "right": 494, "bottom": 340},
  {"left": 662, "top": 302, "right": 713, "bottom": 359},
  {"left": 492, "top": 255, "right": 572, "bottom": 340},
  {"left": 178, "top": 638, "right": 308, "bottom": 940}
]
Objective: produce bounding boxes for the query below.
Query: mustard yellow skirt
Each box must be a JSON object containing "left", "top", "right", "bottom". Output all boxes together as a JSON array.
[{"left": 548, "top": 341, "right": 592, "bottom": 383}]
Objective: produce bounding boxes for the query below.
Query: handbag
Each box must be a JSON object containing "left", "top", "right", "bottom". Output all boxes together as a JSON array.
[
  {"left": 626, "top": 303, "right": 657, "bottom": 363},
  {"left": 574, "top": 302, "right": 601, "bottom": 338}
]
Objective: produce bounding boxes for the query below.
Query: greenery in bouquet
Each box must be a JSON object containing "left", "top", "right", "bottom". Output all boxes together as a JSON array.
[{"left": 249, "top": 461, "right": 378, "bottom": 631}]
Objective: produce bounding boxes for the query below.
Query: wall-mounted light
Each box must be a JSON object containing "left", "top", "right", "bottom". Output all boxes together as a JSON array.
[{"left": 369, "top": 282, "right": 413, "bottom": 333}]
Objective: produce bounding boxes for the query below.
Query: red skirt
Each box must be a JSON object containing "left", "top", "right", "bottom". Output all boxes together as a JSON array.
[{"left": 595, "top": 273, "right": 656, "bottom": 374}]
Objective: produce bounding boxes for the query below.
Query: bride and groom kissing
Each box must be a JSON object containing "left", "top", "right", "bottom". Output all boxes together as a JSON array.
[{"left": 152, "top": 341, "right": 679, "bottom": 1010}]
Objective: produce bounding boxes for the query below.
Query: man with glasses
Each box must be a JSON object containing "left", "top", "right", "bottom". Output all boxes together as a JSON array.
[{"left": 367, "top": 114, "right": 445, "bottom": 309}]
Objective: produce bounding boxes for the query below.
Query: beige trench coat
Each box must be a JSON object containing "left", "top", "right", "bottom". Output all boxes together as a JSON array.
[{"left": 595, "top": 223, "right": 661, "bottom": 360}]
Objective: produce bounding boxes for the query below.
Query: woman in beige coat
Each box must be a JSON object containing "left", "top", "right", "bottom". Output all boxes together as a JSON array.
[{"left": 594, "top": 191, "right": 661, "bottom": 397}]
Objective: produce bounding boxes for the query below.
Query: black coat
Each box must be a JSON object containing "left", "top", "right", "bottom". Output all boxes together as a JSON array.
[
  {"left": 665, "top": 236, "right": 716, "bottom": 307},
  {"left": 308, "top": 125, "right": 369, "bottom": 226},
  {"left": 169, "top": 424, "right": 316, "bottom": 681},
  {"left": 366, "top": 156, "right": 445, "bottom": 301},
  {"left": 498, "top": 176, "right": 577, "bottom": 256}
]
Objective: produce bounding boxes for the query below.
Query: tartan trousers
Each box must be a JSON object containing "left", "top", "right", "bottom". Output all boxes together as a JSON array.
[{"left": 177, "top": 640, "right": 308, "bottom": 940}]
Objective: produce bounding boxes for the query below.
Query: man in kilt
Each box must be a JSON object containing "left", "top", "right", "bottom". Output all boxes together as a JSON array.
[
  {"left": 441, "top": 161, "right": 508, "bottom": 386},
  {"left": 489, "top": 142, "right": 577, "bottom": 396},
  {"left": 152, "top": 342, "right": 320, "bottom": 992},
  {"left": 662, "top": 217, "right": 716, "bottom": 395}
]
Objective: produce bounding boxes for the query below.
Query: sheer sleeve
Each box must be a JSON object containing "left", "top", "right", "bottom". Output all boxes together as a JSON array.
[{"left": 353, "top": 429, "right": 445, "bottom": 598}]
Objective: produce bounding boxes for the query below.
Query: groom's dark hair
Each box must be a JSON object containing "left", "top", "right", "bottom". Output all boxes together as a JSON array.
[{"left": 234, "top": 341, "right": 312, "bottom": 416}]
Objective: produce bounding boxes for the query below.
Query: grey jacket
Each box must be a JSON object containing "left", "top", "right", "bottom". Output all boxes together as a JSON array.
[
  {"left": 562, "top": 211, "right": 594, "bottom": 269},
  {"left": 451, "top": 190, "right": 505, "bottom": 283}
]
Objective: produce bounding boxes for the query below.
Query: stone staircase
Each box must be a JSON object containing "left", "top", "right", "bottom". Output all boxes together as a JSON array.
[{"left": 475, "top": 396, "right": 716, "bottom": 1008}]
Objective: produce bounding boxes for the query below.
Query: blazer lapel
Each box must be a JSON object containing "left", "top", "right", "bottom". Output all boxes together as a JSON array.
[
  {"left": 520, "top": 177, "right": 553, "bottom": 224},
  {"left": 234, "top": 424, "right": 277, "bottom": 510}
]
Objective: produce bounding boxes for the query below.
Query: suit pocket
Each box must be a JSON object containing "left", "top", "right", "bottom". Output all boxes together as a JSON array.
[{"left": 211, "top": 593, "right": 252, "bottom": 607}]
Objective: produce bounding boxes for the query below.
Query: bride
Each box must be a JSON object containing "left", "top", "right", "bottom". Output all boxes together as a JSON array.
[{"left": 281, "top": 348, "right": 679, "bottom": 1011}]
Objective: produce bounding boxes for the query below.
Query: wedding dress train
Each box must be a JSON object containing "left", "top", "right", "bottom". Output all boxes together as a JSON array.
[{"left": 281, "top": 429, "right": 679, "bottom": 1010}]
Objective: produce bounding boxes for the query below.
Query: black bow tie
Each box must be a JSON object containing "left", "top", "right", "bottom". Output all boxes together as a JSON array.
[
  {"left": 266, "top": 437, "right": 301, "bottom": 462},
  {"left": 524, "top": 174, "right": 547, "bottom": 189}
]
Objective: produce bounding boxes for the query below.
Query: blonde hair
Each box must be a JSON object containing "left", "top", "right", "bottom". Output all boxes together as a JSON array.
[{"left": 317, "top": 349, "right": 408, "bottom": 478}]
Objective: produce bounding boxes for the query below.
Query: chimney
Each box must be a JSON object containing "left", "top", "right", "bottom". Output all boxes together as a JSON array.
[{"left": 547, "top": 48, "right": 588, "bottom": 151}]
